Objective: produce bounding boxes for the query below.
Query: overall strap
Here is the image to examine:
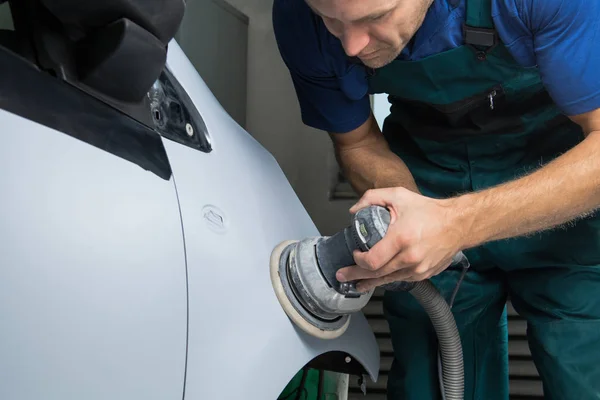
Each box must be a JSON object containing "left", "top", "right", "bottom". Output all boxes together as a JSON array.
[{"left": 464, "top": 0, "right": 497, "bottom": 48}]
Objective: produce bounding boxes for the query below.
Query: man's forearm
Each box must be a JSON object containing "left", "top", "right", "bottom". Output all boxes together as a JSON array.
[
  {"left": 449, "top": 131, "right": 600, "bottom": 249},
  {"left": 334, "top": 130, "right": 419, "bottom": 196}
]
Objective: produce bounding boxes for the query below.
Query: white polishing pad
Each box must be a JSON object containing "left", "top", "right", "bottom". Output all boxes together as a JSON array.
[{"left": 270, "top": 240, "right": 350, "bottom": 340}]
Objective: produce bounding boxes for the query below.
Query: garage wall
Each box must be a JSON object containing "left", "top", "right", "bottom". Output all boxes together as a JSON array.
[{"left": 175, "top": 0, "right": 248, "bottom": 129}]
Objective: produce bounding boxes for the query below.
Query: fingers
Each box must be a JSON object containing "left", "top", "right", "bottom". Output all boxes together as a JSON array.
[
  {"left": 337, "top": 248, "right": 415, "bottom": 282},
  {"left": 353, "top": 228, "right": 426, "bottom": 272},
  {"left": 355, "top": 268, "right": 417, "bottom": 293},
  {"left": 336, "top": 261, "right": 418, "bottom": 286},
  {"left": 349, "top": 187, "right": 399, "bottom": 214},
  {"left": 352, "top": 232, "right": 404, "bottom": 271},
  {"left": 348, "top": 188, "right": 414, "bottom": 271},
  {"left": 350, "top": 258, "right": 454, "bottom": 293},
  {"left": 336, "top": 263, "right": 403, "bottom": 283}
]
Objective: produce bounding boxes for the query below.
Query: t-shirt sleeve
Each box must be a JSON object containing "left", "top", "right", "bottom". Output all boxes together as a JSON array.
[
  {"left": 272, "top": 0, "right": 371, "bottom": 133},
  {"left": 517, "top": 0, "right": 600, "bottom": 116}
]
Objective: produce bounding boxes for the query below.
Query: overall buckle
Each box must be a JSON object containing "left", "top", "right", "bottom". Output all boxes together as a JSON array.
[{"left": 463, "top": 24, "right": 498, "bottom": 48}]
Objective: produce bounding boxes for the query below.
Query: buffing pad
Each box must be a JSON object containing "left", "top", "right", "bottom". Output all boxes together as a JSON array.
[{"left": 270, "top": 240, "right": 350, "bottom": 340}]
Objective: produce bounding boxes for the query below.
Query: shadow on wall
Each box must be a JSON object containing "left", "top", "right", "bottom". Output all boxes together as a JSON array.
[{"left": 0, "top": 2, "right": 14, "bottom": 29}]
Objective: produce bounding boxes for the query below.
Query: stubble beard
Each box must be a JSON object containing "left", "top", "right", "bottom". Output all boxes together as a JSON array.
[{"left": 360, "top": 47, "right": 402, "bottom": 69}]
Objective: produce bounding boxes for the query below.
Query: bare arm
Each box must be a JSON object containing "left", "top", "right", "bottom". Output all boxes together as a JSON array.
[
  {"left": 329, "top": 113, "right": 419, "bottom": 195},
  {"left": 451, "top": 108, "right": 600, "bottom": 249}
]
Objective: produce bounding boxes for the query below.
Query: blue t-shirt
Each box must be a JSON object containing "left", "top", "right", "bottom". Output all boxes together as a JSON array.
[{"left": 272, "top": 0, "right": 600, "bottom": 133}]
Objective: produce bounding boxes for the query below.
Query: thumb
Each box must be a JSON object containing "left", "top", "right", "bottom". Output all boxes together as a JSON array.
[{"left": 350, "top": 188, "right": 396, "bottom": 214}]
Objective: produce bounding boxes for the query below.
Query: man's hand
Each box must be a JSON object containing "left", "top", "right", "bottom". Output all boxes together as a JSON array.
[{"left": 335, "top": 188, "right": 464, "bottom": 293}]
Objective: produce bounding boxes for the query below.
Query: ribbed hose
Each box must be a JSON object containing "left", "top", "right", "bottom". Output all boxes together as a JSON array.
[{"left": 409, "top": 280, "right": 464, "bottom": 400}]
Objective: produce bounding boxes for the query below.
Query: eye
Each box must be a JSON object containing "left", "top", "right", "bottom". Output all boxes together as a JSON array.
[{"left": 322, "top": 16, "right": 343, "bottom": 35}]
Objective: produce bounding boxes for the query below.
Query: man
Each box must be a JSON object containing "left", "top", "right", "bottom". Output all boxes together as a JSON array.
[{"left": 273, "top": 0, "right": 600, "bottom": 399}]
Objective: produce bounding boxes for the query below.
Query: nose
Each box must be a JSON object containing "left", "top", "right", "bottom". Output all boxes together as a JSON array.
[{"left": 340, "top": 26, "right": 370, "bottom": 57}]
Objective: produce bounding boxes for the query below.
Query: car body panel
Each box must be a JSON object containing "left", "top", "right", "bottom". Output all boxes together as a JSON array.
[{"left": 0, "top": 109, "right": 188, "bottom": 400}]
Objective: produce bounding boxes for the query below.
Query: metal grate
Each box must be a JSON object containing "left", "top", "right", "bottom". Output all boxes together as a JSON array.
[{"left": 349, "top": 289, "right": 543, "bottom": 399}]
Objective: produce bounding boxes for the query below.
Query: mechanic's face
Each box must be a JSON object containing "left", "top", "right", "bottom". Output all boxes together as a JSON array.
[{"left": 305, "top": 0, "right": 433, "bottom": 68}]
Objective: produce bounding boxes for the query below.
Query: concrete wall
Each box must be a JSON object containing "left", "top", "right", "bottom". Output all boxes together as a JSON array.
[{"left": 219, "top": 0, "right": 360, "bottom": 235}]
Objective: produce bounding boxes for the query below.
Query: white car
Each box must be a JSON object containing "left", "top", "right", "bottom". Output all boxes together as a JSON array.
[{"left": 0, "top": 1, "right": 380, "bottom": 399}]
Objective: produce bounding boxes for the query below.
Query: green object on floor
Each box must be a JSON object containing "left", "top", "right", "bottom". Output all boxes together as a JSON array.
[{"left": 277, "top": 368, "right": 342, "bottom": 400}]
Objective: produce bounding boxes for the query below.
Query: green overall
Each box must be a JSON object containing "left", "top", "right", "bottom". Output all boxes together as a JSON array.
[{"left": 367, "top": 0, "right": 600, "bottom": 399}]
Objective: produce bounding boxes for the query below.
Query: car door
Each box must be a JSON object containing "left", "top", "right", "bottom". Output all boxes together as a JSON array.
[{"left": 0, "top": 41, "right": 188, "bottom": 400}]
